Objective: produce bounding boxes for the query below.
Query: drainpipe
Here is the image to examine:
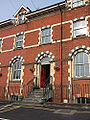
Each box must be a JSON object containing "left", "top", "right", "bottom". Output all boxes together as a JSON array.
[{"left": 58, "top": 4, "right": 63, "bottom": 103}]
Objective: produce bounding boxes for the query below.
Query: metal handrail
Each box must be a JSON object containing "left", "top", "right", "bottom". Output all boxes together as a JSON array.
[
  {"left": 43, "top": 76, "right": 53, "bottom": 101},
  {"left": 8, "top": 77, "right": 35, "bottom": 99}
]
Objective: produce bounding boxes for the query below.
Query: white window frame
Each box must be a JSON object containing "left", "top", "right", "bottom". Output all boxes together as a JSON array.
[
  {"left": 12, "top": 60, "right": 21, "bottom": 81},
  {"left": 75, "top": 52, "right": 90, "bottom": 78},
  {"left": 41, "top": 27, "right": 51, "bottom": 44},
  {"left": 18, "top": 14, "right": 25, "bottom": 24},
  {"left": 15, "top": 34, "right": 24, "bottom": 48},
  {"left": 73, "top": 19, "right": 87, "bottom": 38},
  {"left": 72, "top": 0, "right": 84, "bottom": 8}
]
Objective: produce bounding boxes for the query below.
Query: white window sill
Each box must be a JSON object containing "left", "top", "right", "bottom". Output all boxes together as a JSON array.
[
  {"left": 71, "top": 4, "right": 85, "bottom": 9},
  {"left": 11, "top": 80, "right": 21, "bottom": 82},
  {"left": 14, "top": 47, "right": 23, "bottom": 50},
  {"left": 74, "top": 77, "right": 90, "bottom": 80},
  {"left": 73, "top": 34, "right": 87, "bottom": 39},
  {"left": 40, "top": 42, "right": 52, "bottom": 45}
]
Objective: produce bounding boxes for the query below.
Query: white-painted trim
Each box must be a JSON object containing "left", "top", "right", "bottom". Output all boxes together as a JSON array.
[
  {"left": 2, "top": 49, "right": 13, "bottom": 53},
  {"left": 26, "top": 2, "right": 65, "bottom": 18},
  {"left": 3, "top": 35, "right": 15, "bottom": 39},
  {"left": 14, "top": 5, "right": 30, "bottom": 17},
  {"left": 62, "top": 38, "right": 72, "bottom": 42},
  {"left": 62, "top": 20, "right": 72, "bottom": 24},
  {"left": 24, "top": 44, "right": 39, "bottom": 49},
  {"left": 0, "top": 15, "right": 89, "bottom": 53},
  {"left": 52, "top": 23, "right": 60, "bottom": 27},
  {"left": 25, "top": 28, "right": 41, "bottom": 34},
  {"left": 0, "top": 20, "right": 14, "bottom": 26},
  {"left": 1, "top": 15, "right": 89, "bottom": 40}
]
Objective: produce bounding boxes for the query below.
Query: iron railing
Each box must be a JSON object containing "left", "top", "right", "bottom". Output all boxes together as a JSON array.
[
  {"left": 7, "top": 78, "right": 34, "bottom": 101},
  {"left": 53, "top": 84, "right": 90, "bottom": 104},
  {"left": 43, "top": 76, "right": 53, "bottom": 101},
  {"left": 0, "top": 82, "right": 90, "bottom": 104}
]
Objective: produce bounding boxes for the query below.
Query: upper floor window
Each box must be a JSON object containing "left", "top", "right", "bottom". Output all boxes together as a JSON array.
[
  {"left": 41, "top": 27, "right": 51, "bottom": 44},
  {"left": 73, "top": 19, "right": 87, "bottom": 38},
  {"left": 12, "top": 60, "right": 21, "bottom": 81},
  {"left": 15, "top": 34, "right": 24, "bottom": 48},
  {"left": 18, "top": 14, "right": 25, "bottom": 24},
  {"left": 75, "top": 52, "right": 90, "bottom": 77},
  {"left": 0, "top": 39, "right": 2, "bottom": 51},
  {"left": 72, "top": 0, "right": 84, "bottom": 8}
]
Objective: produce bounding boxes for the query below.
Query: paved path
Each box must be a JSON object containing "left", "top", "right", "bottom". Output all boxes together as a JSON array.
[{"left": 0, "top": 104, "right": 90, "bottom": 120}]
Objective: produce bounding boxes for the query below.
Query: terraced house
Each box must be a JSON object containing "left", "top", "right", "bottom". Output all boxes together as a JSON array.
[{"left": 0, "top": 0, "right": 90, "bottom": 104}]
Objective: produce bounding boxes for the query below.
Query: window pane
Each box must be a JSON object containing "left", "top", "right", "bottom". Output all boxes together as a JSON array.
[
  {"left": 17, "top": 41, "right": 22, "bottom": 47},
  {"left": 72, "top": 0, "right": 84, "bottom": 7},
  {"left": 13, "top": 71, "right": 16, "bottom": 79},
  {"left": 75, "top": 65, "right": 79, "bottom": 76},
  {"left": 19, "top": 15, "right": 25, "bottom": 24},
  {"left": 75, "top": 53, "right": 83, "bottom": 63},
  {"left": 79, "top": 65, "right": 84, "bottom": 76},
  {"left": 17, "top": 61, "right": 20, "bottom": 69},
  {"left": 75, "top": 52, "right": 89, "bottom": 77},
  {"left": 73, "top": 20, "right": 86, "bottom": 37},
  {"left": 16, "top": 34, "right": 23, "bottom": 48},
  {"left": 41, "top": 28, "right": 51, "bottom": 44},
  {"left": 42, "top": 37, "right": 45, "bottom": 43},
  {"left": 12, "top": 60, "right": 21, "bottom": 80},
  {"left": 84, "top": 64, "right": 89, "bottom": 76},
  {"left": 42, "top": 30, "right": 46, "bottom": 36},
  {"left": 83, "top": 54, "right": 88, "bottom": 63},
  {"left": 13, "top": 62, "right": 17, "bottom": 69},
  {"left": 16, "top": 71, "right": 18, "bottom": 79},
  {"left": 18, "top": 70, "right": 21, "bottom": 79}
]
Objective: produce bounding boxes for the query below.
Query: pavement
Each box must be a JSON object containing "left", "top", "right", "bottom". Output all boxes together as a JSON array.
[
  {"left": 0, "top": 103, "right": 90, "bottom": 120},
  {"left": 0, "top": 100, "right": 90, "bottom": 112},
  {"left": 0, "top": 101, "right": 90, "bottom": 120}
]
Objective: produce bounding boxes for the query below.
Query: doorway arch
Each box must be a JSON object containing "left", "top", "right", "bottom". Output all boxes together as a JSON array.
[{"left": 34, "top": 51, "right": 55, "bottom": 88}]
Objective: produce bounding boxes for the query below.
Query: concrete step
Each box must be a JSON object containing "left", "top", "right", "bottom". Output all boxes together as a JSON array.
[{"left": 23, "top": 88, "right": 44, "bottom": 104}]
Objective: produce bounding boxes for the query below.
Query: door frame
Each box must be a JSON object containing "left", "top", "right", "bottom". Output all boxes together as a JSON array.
[{"left": 40, "top": 64, "right": 50, "bottom": 88}]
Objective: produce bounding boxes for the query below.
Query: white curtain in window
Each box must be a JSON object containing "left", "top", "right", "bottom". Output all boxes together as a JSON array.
[
  {"left": 75, "top": 52, "right": 89, "bottom": 77},
  {"left": 72, "top": 0, "right": 84, "bottom": 7},
  {"left": 41, "top": 28, "right": 51, "bottom": 44},
  {"left": 73, "top": 20, "right": 87, "bottom": 37}
]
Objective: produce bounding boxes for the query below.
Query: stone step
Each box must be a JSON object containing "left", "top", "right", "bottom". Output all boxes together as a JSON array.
[
  {"left": 23, "top": 99, "right": 41, "bottom": 103},
  {"left": 30, "top": 93, "right": 43, "bottom": 96},
  {"left": 24, "top": 97, "right": 42, "bottom": 101},
  {"left": 23, "top": 89, "right": 44, "bottom": 104}
]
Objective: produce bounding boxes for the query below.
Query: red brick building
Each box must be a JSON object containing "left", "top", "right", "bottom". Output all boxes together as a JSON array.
[{"left": 0, "top": 0, "right": 89, "bottom": 103}]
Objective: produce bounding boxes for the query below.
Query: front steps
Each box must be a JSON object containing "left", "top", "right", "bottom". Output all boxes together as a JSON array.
[{"left": 22, "top": 88, "right": 44, "bottom": 104}]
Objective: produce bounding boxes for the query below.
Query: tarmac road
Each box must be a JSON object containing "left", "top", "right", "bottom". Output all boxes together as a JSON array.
[{"left": 0, "top": 104, "right": 90, "bottom": 120}]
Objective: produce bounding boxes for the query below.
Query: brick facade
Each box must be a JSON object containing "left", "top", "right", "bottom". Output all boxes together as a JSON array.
[{"left": 0, "top": 0, "right": 89, "bottom": 103}]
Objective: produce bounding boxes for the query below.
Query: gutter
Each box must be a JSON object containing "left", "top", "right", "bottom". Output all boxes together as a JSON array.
[{"left": 26, "top": 2, "right": 66, "bottom": 18}]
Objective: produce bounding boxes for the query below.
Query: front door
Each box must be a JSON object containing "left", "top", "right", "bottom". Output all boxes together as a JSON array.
[{"left": 40, "top": 64, "right": 50, "bottom": 88}]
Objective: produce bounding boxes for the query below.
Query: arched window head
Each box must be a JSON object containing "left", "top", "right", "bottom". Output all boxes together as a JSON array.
[
  {"left": 75, "top": 52, "right": 90, "bottom": 77},
  {"left": 12, "top": 60, "right": 21, "bottom": 81}
]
